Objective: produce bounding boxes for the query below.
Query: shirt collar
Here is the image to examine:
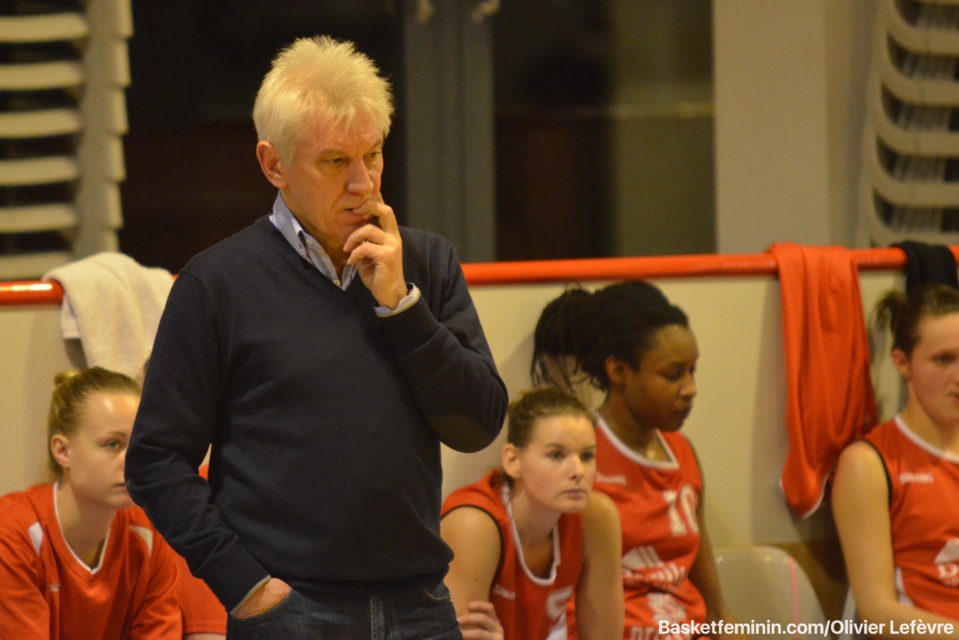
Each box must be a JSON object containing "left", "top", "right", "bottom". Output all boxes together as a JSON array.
[
  {"left": 268, "top": 192, "right": 356, "bottom": 288},
  {"left": 269, "top": 192, "right": 303, "bottom": 252}
]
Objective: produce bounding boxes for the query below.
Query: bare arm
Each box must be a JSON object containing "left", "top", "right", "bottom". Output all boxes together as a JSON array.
[
  {"left": 575, "top": 491, "right": 624, "bottom": 640},
  {"left": 457, "top": 601, "right": 505, "bottom": 640},
  {"left": 833, "top": 441, "right": 959, "bottom": 640},
  {"left": 687, "top": 480, "right": 748, "bottom": 639},
  {"left": 441, "top": 506, "right": 504, "bottom": 640}
]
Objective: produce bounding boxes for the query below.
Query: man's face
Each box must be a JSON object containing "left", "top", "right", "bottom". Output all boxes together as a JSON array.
[{"left": 273, "top": 114, "right": 384, "bottom": 261}]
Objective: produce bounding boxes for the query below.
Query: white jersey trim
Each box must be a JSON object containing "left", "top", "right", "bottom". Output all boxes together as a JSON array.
[
  {"left": 596, "top": 415, "right": 679, "bottom": 470},
  {"left": 129, "top": 525, "right": 154, "bottom": 554},
  {"left": 894, "top": 415, "right": 959, "bottom": 465},
  {"left": 53, "top": 481, "right": 109, "bottom": 575},
  {"left": 502, "top": 483, "right": 561, "bottom": 587},
  {"left": 27, "top": 521, "right": 43, "bottom": 556}
]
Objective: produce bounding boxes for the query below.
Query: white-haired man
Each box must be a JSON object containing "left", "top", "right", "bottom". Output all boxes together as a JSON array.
[{"left": 127, "top": 35, "right": 508, "bottom": 639}]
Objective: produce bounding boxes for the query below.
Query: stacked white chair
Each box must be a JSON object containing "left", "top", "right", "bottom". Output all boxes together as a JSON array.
[
  {"left": 0, "top": 0, "right": 132, "bottom": 279},
  {"left": 713, "top": 546, "right": 827, "bottom": 639},
  {"left": 857, "top": 0, "right": 959, "bottom": 247}
]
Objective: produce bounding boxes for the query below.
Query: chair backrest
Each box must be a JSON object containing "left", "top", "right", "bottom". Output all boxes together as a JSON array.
[{"left": 714, "top": 545, "right": 827, "bottom": 640}]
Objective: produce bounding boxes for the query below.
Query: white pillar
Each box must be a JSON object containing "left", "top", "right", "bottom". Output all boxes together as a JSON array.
[{"left": 714, "top": 0, "right": 876, "bottom": 253}]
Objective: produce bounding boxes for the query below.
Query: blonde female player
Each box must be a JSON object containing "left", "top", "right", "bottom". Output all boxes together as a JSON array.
[
  {"left": 441, "top": 386, "right": 624, "bottom": 640},
  {"left": 833, "top": 285, "right": 959, "bottom": 639},
  {"left": 0, "top": 367, "right": 222, "bottom": 639}
]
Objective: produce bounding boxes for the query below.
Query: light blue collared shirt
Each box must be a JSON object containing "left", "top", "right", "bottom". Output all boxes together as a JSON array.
[{"left": 268, "top": 193, "right": 419, "bottom": 315}]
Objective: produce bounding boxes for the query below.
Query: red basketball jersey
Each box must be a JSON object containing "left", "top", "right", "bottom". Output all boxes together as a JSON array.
[
  {"left": 443, "top": 470, "right": 585, "bottom": 640},
  {"left": 0, "top": 483, "right": 181, "bottom": 639},
  {"left": 593, "top": 418, "right": 707, "bottom": 640},
  {"left": 864, "top": 417, "right": 959, "bottom": 618}
]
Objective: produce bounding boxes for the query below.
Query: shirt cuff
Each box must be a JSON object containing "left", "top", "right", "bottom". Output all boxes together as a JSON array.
[{"left": 374, "top": 284, "right": 420, "bottom": 317}]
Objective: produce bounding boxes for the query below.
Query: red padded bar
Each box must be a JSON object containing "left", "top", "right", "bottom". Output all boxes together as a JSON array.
[{"left": 1, "top": 246, "right": 957, "bottom": 305}]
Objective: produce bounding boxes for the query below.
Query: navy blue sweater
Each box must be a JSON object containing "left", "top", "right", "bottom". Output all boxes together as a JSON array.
[{"left": 126, "top": 217, "right": 508, "bottom": 610}]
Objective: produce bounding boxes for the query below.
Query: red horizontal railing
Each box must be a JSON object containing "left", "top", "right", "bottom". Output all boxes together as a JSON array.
[
  {"left": 460, "top": 246, "right": 958, "bottom": 285},
  {"left": 2, "top": 246, "right": 957, "bottom": 307},
  {"left": 0, "top": 280, "right": 64, "bottom": 307}
]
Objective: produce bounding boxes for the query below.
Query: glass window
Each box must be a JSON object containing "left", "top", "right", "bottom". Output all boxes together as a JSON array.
[
  {"left": 116, "top": 0, "right": 714, "bottom": 270},
  {"left": 492, "top": 0, "right": 714, "bottom": 260},
  {"left": 119, "top": 1, "right": 405, "bottom": 271}
]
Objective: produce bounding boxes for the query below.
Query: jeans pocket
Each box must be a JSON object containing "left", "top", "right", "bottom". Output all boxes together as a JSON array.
[
  {"left": 231, "top": 588, "right": 298, "bottom": 626},
  {"left": 420, "top": 581, "right": 452, "bottom": 604}
]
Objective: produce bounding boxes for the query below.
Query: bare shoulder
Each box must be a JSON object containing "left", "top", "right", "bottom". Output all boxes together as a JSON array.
[
  {"left": 584, "top": 490, "right": 619, "bottom": 523},
  {"left": 835, "top": 440, "right": 885, "bottom": 484},
  {"left": 838, "top": 439, "right": 881, "bottom": 462},
  {"left": 442, "top": 504, "right": 500, "bottom": 533},
  {"left": 582, "top": 490, "right": 622, "bottom": 550},
  {"left": 441, "top": 506, "right": 502, "bottom": 556},
  {"left": 441, "top": 505, "right": 504, "bottom": 611},
  {"left": 833, "top": 440, "right": 888, "bottom": 515}
]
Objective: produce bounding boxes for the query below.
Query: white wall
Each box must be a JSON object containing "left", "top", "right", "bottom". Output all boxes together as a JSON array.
[
  {"left": 0, "top": 308, "right": 73, "bottom": 491},
  {"left": 714, "top": 0, "right": 877, "bottom": 253}
]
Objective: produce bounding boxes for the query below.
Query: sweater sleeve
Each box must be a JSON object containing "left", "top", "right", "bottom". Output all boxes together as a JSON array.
[
  {"left": 125, "top": 273, "right": 269, "bottom": 611},
  {"left": 381, "top": 235, "right": 508, "bottom": 452},
  {"left": 177, "top": 465, "right": 228, "bottom": 635}
]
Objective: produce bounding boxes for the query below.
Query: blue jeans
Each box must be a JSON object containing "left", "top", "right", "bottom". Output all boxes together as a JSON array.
[{"left": 226, "top": 582, "right": 463, "bottom": 639}]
